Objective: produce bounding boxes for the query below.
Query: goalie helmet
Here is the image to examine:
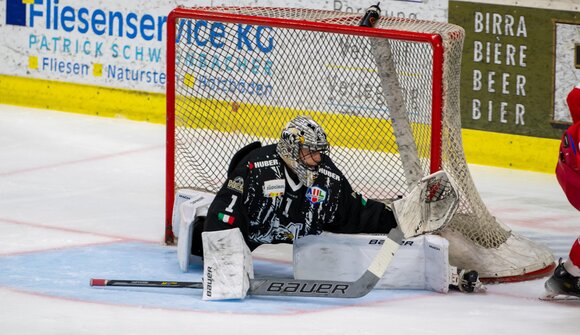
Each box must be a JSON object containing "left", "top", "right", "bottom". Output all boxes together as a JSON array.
[{"left": 277, "top": 116, "right": 329, "bottom": 187}]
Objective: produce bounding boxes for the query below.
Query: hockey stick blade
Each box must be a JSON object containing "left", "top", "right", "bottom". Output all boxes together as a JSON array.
[
  {"left": 540, "top": 294, "right": 580, "bottom": 302},
  {"left": 90, "top": 237, "right": 400, "bottom": 298}
]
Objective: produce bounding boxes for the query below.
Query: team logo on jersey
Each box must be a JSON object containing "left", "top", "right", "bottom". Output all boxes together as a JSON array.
[
  {"left": 227, "top": 176, "right": 244, "bottom": 193},
  {"left": 306, "top": 186, "right": 327, "bottom": 204},
  {"left": 263, "top": 179, "right": 285, "bottom": 197}
]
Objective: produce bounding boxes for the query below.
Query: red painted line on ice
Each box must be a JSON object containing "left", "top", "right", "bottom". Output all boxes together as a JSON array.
[
  {"left": 0, "top": 217, "right": 158, "bottom": 253},
  {"left": 0, "top": 217, "right": 152, "bottom": 241},
  {"left": 0, "top": 284, "right": 439, "bottom": 316},
  {"left": 505, "top": 217, "right": 580, "bottom": 234},
  {"left": 485, "top": 207, "right": 580, "bottom": 233},
  {"left": 0, "top": 217, "right": 292, "bottom": 264},
  {"left": 0, "top": 239, "right": 131, "bottom": 257},
  {"left": 487, "top": 289, "right": 580, "bottom": 307},
  {"left": 0, "top": 144, "right": 163, "bottom": 177},
  {"left": 489, "top": 207, "right": 525, "bottom": 214}
]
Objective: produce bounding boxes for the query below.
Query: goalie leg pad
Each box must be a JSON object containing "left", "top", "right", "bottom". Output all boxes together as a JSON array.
[
  {"left": 391, "top": 170, "right": 459, "bottom": 239},
  {"left": 172, "top": 189, "right": 214, "bottom": 238},
  {"left": 202, "top": 228, "right": 254, "bottom": 300},
  {"left": 381, "top": 234, "right": 452, "bottom": 293},
  {"left": 293, "top": 232, "right": 451, "bottom": 293},
  {"left": 175, "top": 190, "right": 215, "bottom": 272}
]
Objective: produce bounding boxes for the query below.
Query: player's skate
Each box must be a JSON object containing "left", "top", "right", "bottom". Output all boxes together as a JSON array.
[
  {"left": 391, "top": 170, "right": 459, "bottom": 239},
  {"left": 449, "top": 267, "right": 486, "bottom": 293},
  {"left": 543, "top": 258, "right": 580, "bottom": 301}
]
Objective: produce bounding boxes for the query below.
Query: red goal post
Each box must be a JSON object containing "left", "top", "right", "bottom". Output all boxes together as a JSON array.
[{"left": 165, "top": 7, "right": 554, "bottom": 282}]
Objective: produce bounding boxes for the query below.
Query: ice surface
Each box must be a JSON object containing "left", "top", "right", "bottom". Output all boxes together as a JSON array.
[{"left": 1, "top": 104, "right": 579, "bottom": 335}]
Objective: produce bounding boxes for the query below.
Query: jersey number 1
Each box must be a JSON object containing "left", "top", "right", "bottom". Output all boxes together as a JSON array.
[{"left": 225, "top": 195, "right": 238, "bottom": 213}]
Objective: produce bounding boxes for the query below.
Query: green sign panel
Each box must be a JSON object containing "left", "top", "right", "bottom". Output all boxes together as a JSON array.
[{"left": 449, "top": 2, "right": 579, "bottom": 139}]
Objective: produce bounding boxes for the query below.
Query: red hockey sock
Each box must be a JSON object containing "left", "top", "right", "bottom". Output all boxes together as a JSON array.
[{"left": 564, "top": 237, "right": 580, "bottom": 277}]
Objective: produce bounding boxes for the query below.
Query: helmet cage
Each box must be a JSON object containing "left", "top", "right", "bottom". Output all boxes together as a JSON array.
[
  {"left": 277, "top": 116, "right": 329, "bottom": 187},
  {"left": 298, "top": 144, "right": 329, "bottom": 171}
]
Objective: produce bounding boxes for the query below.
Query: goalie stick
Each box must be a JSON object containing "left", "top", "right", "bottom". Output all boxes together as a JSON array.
[
  {"left": 91, "top": 236, "right": 400, "bottom": 298},
  {"left": 91, "top": 171, "right": 458, "bottom": 298}
]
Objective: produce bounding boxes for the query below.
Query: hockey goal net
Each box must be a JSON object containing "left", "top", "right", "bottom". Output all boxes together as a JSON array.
[{"left": 165, "top": 7, "right": 554, "bottom": 282}]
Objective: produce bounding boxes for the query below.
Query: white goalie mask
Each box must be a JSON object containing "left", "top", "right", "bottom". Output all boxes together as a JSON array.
[{"left": 276, "top": 116, "right": 329, "bottom": 187}]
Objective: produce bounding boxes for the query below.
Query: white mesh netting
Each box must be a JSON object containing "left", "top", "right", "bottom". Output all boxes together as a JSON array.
[{"left": 167, "top": 7, "right": 554, "bottom": 281}]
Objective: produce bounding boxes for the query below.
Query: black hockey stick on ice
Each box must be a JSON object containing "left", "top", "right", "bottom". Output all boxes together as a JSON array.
[
  {"left": 91, "top": 278, "right": 203, "bottom": 289},
  {"left": 90, "top": 237, "right": 400, "bottom": 298},
  {"left": 91, "top": 171, "right": 458, "bottom": 298}
]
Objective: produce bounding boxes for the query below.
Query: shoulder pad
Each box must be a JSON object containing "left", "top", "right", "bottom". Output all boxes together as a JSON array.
[{"left": 228, "top": 141, "right": 262, "bottom": 176}]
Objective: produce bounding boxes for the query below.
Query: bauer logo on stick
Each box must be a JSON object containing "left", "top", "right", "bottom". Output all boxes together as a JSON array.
[{"left": 266, "top": 282, "right": 350, "bottom": 295}]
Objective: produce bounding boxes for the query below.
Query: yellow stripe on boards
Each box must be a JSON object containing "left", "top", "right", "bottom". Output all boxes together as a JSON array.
[
  {"left": 0, "top": 75, "right": 165, "bottom": 124},
  {"left": 462, "top": 128, "right": 559, "bottom": 173},
  {"left": 174, "top": 95, "right": 432, "bottom": 155},
  {"left": 0, "top": 75, "right": 560, "bottom": 173}
]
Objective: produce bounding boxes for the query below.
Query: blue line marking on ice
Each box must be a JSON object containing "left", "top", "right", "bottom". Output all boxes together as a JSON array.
[{"left": 0, "top": 242, "right": 430, "bottom": 314}]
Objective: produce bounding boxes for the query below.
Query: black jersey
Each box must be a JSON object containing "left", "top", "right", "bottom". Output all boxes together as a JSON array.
[{"left": 203, "top": 143, "right": 397, "bottom": 250}]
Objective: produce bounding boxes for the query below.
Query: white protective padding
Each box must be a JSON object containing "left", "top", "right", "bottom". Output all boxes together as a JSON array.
[
  {"left": 293, "top": 232, "right": 451, "bottom": 293},
  {"left": 202, "top": 228, "right": 254, "bottom": 300},
  {"left": 391, "top": 171, "right": 459, "bottom": 239},
  {"left": 173, "top": 189, "right": 215, "bottom": 272}
]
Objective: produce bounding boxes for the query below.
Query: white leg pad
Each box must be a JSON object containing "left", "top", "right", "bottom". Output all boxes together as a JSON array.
[
  {"left": 202, "top": 228, "right": 254, "bottom": 300},
  {"left": 174, "top": 190, "right": 214, "bottom": 272},
  {"left": 172, "top": 189, "right": 215, "bottom": 238},
  {"left": 293, "top": 232, "right": 451, "bottom": 293}
]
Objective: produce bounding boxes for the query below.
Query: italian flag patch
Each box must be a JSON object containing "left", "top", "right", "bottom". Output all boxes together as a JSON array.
[
  {"left": 361, "top": 195, "right": 368, "bottom": 206},
  {"left": 218, "top": 213, "right": 235, "bottom": 225}
]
